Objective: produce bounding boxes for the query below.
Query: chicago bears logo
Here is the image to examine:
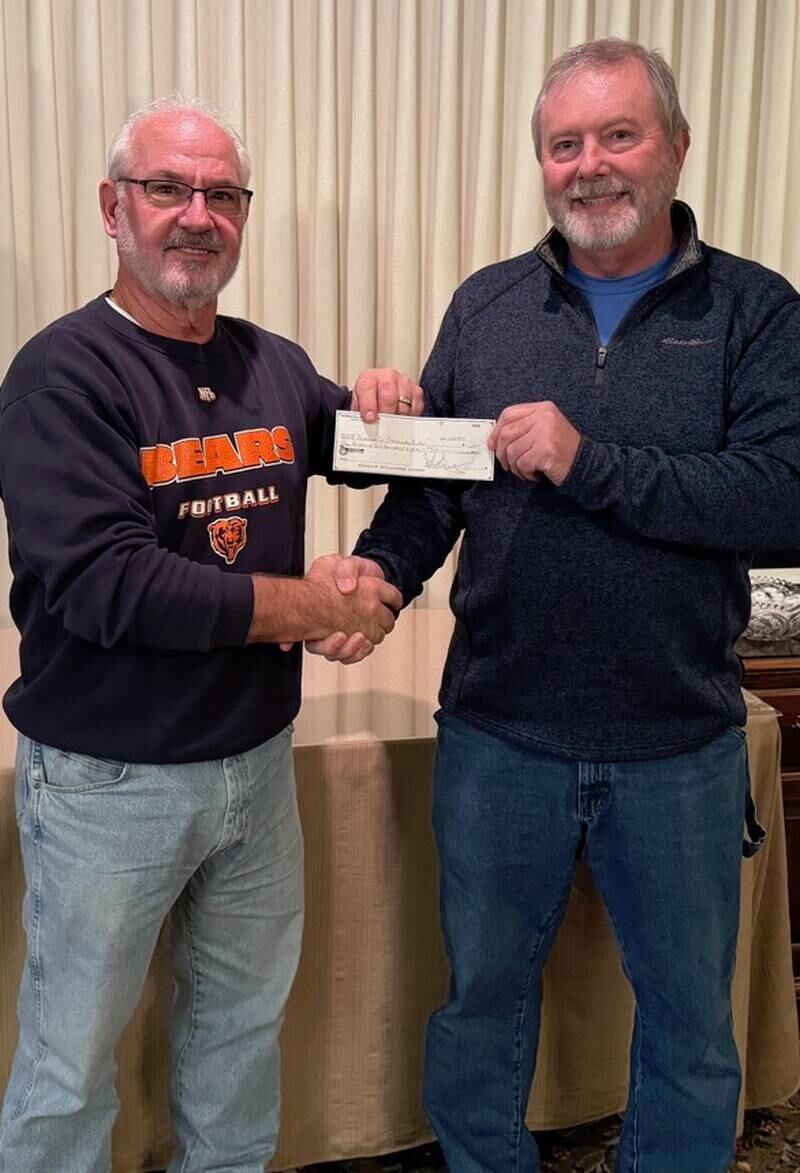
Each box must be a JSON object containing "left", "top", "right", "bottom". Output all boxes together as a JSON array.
[{"left": 208, "top": 516, "right": 248, "bottom": 565}]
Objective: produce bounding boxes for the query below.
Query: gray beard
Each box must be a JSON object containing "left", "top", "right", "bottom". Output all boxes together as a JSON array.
[
  {"left": 115, "top": 210, "right": 241, "bottom": 308},
  {"left": 545, "top": 165, "right": 679, "bottom": 252}
]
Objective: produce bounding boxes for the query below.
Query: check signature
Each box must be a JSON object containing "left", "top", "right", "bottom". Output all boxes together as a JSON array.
[{"left": 423, "top": 450, "right": 482, "bottom": 473}]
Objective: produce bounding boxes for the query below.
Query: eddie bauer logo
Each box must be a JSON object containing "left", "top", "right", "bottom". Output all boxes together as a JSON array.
[
  {"left": 140, "top": 426, "right": 295, "bottom": 487},
  {"left": 208, "top": 516, "right": 247, "bottom": 565}
]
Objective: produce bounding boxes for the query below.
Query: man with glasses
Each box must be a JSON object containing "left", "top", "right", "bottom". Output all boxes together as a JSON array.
[{"left": 0, "top": 96, "right": 418, "bottom": 1172}]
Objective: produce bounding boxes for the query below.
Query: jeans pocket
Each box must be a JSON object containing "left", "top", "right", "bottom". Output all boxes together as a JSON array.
[
  {"left": 14, "top": 739, "right": 33, "bottom": 826},
  {"left": 40, "top": 744, "right": 129, "bottom": 791}
]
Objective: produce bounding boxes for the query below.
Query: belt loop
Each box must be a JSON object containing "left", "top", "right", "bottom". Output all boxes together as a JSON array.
[{"left": 30, "top": 740, "right": 44, "bottom": 787}]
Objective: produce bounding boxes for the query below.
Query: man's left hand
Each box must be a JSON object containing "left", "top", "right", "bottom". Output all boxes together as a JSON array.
[
  {"left": 352, "top": 369, "right": 424, "bottom": 423},
  {"left": 489, "top": 402, "right": 581, "bottom": 485}
]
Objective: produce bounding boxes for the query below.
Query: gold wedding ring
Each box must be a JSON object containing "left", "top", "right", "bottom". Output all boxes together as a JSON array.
[{"left": 398, "top": 395, "right": 413, "bottom": 406}]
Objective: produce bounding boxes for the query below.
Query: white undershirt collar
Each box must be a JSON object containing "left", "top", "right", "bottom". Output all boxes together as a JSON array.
[{"left": 105, "top": 295, "right": 144, "bottom": 327}]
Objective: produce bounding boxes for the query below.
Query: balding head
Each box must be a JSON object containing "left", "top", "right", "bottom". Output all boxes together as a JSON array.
[{"left": 107, "top": 95, "right": 251, "bottom": 186}]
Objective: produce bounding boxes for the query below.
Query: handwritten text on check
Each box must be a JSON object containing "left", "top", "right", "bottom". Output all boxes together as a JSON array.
[{"left": 333, "top": 411, "right": 495, "bottom": 481}]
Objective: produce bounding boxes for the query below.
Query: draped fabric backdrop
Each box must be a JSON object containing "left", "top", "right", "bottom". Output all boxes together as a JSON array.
[{"left": 1, "top": 0, "right": 799, "bottom": 731}]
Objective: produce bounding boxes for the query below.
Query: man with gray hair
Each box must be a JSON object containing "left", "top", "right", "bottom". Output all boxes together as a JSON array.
[
  {"left": 320, "top": 37, "right": 800, "bottom": 1172},
  {"left": 0, "top": 96, "right": 420, "bottom": 1171}
]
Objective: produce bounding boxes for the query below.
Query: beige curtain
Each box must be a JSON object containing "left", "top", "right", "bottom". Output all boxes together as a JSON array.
[{"left": 1, "top": 0, "right": 799, "bottom": 733}]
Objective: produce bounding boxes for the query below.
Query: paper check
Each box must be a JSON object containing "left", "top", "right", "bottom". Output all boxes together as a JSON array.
[{"left": 333, "top": 411, "right": 495, "bottom": 481}]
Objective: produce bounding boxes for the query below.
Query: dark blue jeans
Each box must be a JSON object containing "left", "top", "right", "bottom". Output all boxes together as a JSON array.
[{"left": 423, "top": 712, "right": 755, "bottom": 1173}]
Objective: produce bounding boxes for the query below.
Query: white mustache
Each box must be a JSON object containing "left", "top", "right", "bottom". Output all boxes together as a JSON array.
[
  {"left": 567, "top": 180, "right": 634, "bottom": 200},
  {"left": 164, "top": 234, "right": 222, "bottom": 253}
]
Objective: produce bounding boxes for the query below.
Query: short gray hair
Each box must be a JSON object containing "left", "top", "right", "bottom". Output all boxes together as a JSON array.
[
  {"left": 531, "top": 38, "right": 690, "bottom": 162},
  {"left": 107, "top": 94, "right": 251, "bottom": 185}
]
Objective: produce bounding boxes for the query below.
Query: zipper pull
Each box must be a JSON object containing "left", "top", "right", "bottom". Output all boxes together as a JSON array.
[{"left": 595, "top": 345, "right": 608, "bottom": 385}]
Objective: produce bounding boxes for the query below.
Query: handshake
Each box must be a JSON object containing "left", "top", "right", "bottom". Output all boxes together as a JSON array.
[
  {"left": 293, "top": 554, "right": 400, "bottom": 664},
  {"left": 248, "top": 554, "right": 401, "bottom": 664}
]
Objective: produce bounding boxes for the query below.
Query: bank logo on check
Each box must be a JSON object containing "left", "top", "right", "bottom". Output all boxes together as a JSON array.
[{"left": 333, "top": 411, "right": 495, "bottom": 481}]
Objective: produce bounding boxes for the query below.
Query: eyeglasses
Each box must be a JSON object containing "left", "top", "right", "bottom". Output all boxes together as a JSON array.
[{"left": 118, "top": 177, "right": 253, "bottom": 217}]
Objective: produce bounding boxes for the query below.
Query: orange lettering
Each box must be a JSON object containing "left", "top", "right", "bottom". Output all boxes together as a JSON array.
[
  {"left": 272, "top": 426, "right": 295, "bottom": 462},
  {"left": 235, "top": 428, "right": 278, "bottom": 467},
  {"left": 144, "top": 425, "right": 295, "bottom": 489},
  {"left": 203, "top": 434, "right": 243, "bottom": 475},
  {"left": 140, "top": 444, "right": 177, "bottom": 487},
  {"left": 173, "top": 439, "right": 208, "bottom": 480}
]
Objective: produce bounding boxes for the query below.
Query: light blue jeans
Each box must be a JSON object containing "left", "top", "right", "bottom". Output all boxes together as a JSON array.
[
  {"left": 0, "top": 726, "right": 304, "bottom": 1173},
  {"left": 424, "top": 712, "right": 762, "bottom": 1173}
]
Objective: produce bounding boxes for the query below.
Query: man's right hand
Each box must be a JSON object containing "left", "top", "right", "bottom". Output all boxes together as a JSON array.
[
  {"left": 306, "top": 554, "right": 399, "bottom": 647},
  {"left": 302, "top": 555, "right": 392, "bottom": 664},
  {"left": 247, "top": 555, "right": 399, "bottom": 651}
]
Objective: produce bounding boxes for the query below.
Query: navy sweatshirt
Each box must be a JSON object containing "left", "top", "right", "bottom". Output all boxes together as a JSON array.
[
  {"left": 354, "top": 203, "right": 800, "bottom": 761},
  {"left": 0, "top": 296, "right": 350, "bottom": 762}
]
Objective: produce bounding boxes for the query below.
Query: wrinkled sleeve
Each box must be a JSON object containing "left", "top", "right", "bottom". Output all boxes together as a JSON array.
[
  {"left": 0, "top": 387, "right": 253, "bottom": 650},
  {"left": 306, "top": 366, "right": 393, "bottom": 491},
  {"left": 305, "top": 367, "right": 353, "bottom": 478},
  {"left": 560, "top": 298, "right": 800, "bottom": 551},
  {"left": 353, "top": 301, "right": 466, "bottom": 602}
]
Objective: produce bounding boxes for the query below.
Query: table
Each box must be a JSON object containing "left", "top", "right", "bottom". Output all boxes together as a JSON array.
[{"left": 0, "top": 620, "right": 798, "bottom": 1170}]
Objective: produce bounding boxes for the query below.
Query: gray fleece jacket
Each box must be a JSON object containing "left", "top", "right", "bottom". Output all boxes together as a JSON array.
[{"left": 354, "top": 202, "right": 800, "bottom": 761}]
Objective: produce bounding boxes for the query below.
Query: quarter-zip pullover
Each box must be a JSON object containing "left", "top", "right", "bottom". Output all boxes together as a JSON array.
[{"left": 354, "top": 203, "right": 800, "bottom": 760}]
